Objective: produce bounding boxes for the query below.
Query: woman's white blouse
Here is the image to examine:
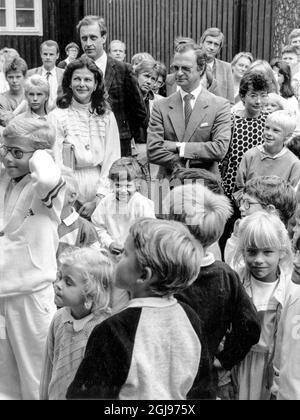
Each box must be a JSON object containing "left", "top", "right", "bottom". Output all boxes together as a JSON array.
[{"left": 49, "top": 100, "right": 121, "bottom": 198}]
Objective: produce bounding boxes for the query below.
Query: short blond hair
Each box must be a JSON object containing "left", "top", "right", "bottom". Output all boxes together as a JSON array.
[
  {"left": 58, "top": 247, "right": 114, "bottom": 313},
  {"left": 129, "top": 218, "right": 202, "bottom": 297},
  {"left": 24, "top": 74, "right": 50, "bottom": 97},
  {"left": 266, "top": 110, "right": 296, "bottom": 138},
  {"left": 165, "top": 183, "right": 232, "bottom": 248},
  {"left": 3, "top": 117, "right": 56, "bottom": 150}
]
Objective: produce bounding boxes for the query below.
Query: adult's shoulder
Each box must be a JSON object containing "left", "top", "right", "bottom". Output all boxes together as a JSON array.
[
  {"left": 48, "top": 106, "right": 68, "bottom": 121},
  {"left": 27, "top": 67, "right": 39, "bottom": 77},
  {"left": 215, "top": 58, "right": 232, "bottom": 70},
  {"left": 56, "top": 66, "right": 65, "bottom": 76},
  {"left": 107, "top": 56, "right": 128, "bottom": 72},
  {"left": 202, "top": 87, "right": 230, "bottom": 106}
]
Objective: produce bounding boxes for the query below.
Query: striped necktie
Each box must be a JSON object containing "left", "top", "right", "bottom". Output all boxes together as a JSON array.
[{"left": 183, "top": 93, "right": 194, "bottom": 128}]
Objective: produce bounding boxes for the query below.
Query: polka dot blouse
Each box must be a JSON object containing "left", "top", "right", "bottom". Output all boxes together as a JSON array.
[{"left": 221, "top": 112, "right": 268, "bottom": 197}]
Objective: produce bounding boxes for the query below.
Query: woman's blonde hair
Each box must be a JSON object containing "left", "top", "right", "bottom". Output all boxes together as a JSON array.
[
  {"left": 164, "top": 183, "right": 232, "bottom": 248},
  {"left": 58, "top": 247, "right": 114, "bottom": 313},
  {"left": 233, "top": 211, "right": 293, "bottom": 273},
  {"left": 231, "top": 52, "right": 254, "bottom": 68}
]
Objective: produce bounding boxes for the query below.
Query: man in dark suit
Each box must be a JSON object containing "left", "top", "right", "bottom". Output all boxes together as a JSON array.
[
  {"left": 147, "top": 44, "right": 231, "bottom": 180},
  {"left": 27, "top": 40, "right": 64, "bottom": 110},
  {"left": 77, "top": 15, "right": 147, "bottom": 156}
]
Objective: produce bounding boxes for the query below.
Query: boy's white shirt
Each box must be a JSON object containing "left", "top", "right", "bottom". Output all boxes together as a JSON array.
[{"left": 0, "top": 150, "right": 65, "bottom": 296}]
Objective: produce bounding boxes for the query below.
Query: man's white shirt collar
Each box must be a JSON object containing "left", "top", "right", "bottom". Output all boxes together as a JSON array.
[
  {"left": 179, "top": 84, "right": 202, "bottom": 104},
  {"left": 95, "top": 51, "right": 107, "bottom": 75},
  {"left": 42, "top": 67, "right": 55, "bottom": 76}
]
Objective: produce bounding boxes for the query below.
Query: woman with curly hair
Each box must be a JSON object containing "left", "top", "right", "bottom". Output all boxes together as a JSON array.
[
  {"left": 219, "top": 72, "right": 270, "bottom": 256},
  {"left": 49, "top": 56, "right": 120, "bottom": 219}
]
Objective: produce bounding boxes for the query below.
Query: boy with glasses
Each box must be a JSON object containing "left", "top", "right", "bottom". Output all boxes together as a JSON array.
[
  {"left": 224, "top": 175, "right": 297, "bottom": 267},
  {"left": 0, "top": 117, "right": 65, "bottom": 399}
]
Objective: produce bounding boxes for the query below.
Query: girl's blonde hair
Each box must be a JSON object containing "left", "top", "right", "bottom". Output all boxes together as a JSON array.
[
  {"left": 234, "top": 211, "right": 293, "bottom": 273},
  {"left": 58, "top": 247, "right": 114, "bottom": 313},
  {"left": 24, "top": 74, "right": 50, "bottom": 96}
]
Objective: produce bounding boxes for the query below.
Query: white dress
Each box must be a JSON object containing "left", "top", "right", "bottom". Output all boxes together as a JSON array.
[{"left": 49, "top": 99, "right": 121, "bottom": 203}]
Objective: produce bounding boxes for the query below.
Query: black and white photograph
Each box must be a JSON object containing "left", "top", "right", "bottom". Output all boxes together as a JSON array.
[{"left": 0, "top": 0, "right": 300, "bottom": 403}]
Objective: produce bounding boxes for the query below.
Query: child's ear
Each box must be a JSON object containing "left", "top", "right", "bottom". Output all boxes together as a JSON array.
[
  {"left": 266, "top": 204, "right": 276, "bottom": 213},
  {"left": 136, "top": 266, "right": 152, "bottom": 284}
]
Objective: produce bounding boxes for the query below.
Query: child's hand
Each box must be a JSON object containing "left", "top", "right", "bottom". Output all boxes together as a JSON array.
[
  {"left": 79, "top": 201, "right": 97, "bottom": 219},
  {"left": 109, "top": 242, "right": 124, "bottom": 255}
]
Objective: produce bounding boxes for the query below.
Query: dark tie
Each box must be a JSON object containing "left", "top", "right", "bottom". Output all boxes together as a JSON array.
[
  {"left": 183, "top": 93, "right": 194, "bottom": 128},
  {"left": 46, "top": 71, "right": 51, "bottom": 81}
]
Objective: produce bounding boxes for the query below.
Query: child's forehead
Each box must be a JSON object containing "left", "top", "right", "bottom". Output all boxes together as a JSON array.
[
  {"left": 27, "top": 86, "right": 46, "bottom": 94},
  {"left": 265, "top": 117, "right": 283, "bottom": 128},
  {"left": 6, "top": 70, "right": 23, "bottom": 77},
  {"left": 3, "top": 136, "right": 30, "bottom": 148}
]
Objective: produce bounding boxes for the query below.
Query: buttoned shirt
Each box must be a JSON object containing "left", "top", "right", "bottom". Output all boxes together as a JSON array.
[
  {"left": 95, "top": 51, "right": 108, "bottom": 76},
  {"left": 177, "top": 84, "right": 202, "bottom": 156},
  {"left": 41, "top": 67, "right": 58, "bottom": 109}
]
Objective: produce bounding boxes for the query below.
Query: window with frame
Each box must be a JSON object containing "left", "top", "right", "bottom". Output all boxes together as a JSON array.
[{"left": 0, "top": 0, "right": 43, "bottom": 35}]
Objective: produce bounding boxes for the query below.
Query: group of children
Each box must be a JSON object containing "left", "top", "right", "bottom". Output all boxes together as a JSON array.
[{"left": 1, "top": 106, "right": 300, "bottom": 400}]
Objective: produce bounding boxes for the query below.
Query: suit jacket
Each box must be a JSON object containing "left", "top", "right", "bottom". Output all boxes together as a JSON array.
[
  {"left": 27, "top": 66, "right": 64, "bottom": 85},
  {"left": 104, "top": 57, "right": 147, "bottom": 141},
  {"left": 214, "top": 59, "right": 234, "bottom": 105},
  {"left": 147, "top": 88, "right": 231, "bottom": 179}
]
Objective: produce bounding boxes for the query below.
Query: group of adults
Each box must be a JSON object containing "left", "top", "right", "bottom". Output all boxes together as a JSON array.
[{"left": 1, "top": 17, "right": 300, "bottom": 225}]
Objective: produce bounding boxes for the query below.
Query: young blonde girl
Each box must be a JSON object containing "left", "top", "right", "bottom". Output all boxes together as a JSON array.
[
  {"left": 233, "top": 211, "right": 293, "bottom": 400},
  {"left": 39, "top": 247, "right": 114, "bottom": 400}
]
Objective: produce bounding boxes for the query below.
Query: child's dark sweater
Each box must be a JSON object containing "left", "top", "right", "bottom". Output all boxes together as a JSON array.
[
  {"left": 176, "top": 254, "right": 261, "bottom": 399},
  {"left": 66, "top": 297, "right": 205, "bottom": 400}
]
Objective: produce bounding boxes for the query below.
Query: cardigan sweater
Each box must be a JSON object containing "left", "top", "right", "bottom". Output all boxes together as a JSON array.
[
  {"left": 0, "top": 150, "right": 65, "bottom": 296},
  {"left": 66, "top": 297, "right": 203, "bottom": 400}
]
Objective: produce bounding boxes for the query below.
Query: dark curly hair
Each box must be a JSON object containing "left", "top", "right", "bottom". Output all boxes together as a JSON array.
[
  {"left": 57, "top": 55, "right": 108, "bottom": 116},
  {"left": 239, "top": 71, "right": 270, "bottom": 98}
]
